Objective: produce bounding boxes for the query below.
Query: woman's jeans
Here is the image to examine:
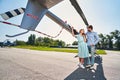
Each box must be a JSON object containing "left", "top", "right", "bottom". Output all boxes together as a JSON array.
[{"left": 87, "top": 45, "right": 95, "bottom": 65}]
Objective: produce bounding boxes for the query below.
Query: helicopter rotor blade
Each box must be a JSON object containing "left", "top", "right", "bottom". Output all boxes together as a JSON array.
[{"left": 69, "top": 0, "right": 89, "bottom": 26}]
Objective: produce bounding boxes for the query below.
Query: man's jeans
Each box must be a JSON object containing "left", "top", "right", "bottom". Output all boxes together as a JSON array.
[{"left": 87, "top": 45, "right": 95, "bottom": 65}]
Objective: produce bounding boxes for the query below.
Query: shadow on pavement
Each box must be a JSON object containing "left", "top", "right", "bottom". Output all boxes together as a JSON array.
[{"left": 64, "top": 55, "right": 107, "bottom": 80}]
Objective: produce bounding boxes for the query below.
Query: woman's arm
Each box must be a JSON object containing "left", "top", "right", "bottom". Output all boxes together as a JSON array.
[{"left": 71, "top": 27, "right": 75, "bottom": 37}]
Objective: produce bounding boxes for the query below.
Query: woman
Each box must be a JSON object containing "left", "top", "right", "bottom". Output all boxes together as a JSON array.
[{"left": 72, "top": 27, "right": 89, "bottom": 69}]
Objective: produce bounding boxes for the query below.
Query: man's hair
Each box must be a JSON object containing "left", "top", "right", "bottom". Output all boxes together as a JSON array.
[{"left": 88, "top": 25, "right": 93, "bottom": 30}]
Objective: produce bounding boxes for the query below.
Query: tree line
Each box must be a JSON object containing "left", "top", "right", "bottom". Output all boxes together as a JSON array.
[
  {"left": 98, "top": 30, "right": 120, "bottom": 50},
  {"left": 15, "top": 34, "right": 65, "bottom": 47},
  {"left": 72, "top": 30, "right": 120, "bottom": 50}
]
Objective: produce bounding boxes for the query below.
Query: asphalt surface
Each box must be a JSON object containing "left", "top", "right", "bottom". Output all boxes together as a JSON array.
[{"left": 0, "top": 48, "right": 120, "bottom": 80}]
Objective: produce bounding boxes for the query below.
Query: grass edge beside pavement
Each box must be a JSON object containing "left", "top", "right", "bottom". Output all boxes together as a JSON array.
[{"left": 13, "top": 46, "right": 107, "bottom": 55}]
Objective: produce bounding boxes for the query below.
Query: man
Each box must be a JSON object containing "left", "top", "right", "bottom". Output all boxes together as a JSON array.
[{"left": 86, "top": 25, "right": 99, "bottom": 67}]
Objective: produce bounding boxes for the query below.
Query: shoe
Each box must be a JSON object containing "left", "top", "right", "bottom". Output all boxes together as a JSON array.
[
  {"left": 80, "top": 64, "right": 85, "bottom": 69},
  {"left": 91, "top": 64, "right": 94, "bottom": 67},
  {"left": 77, "top": 63, "right": 81, "bottom": 67},
  {"left": 78, "top": 64, "right": 85, "bottom": 69},
  {"left": 86, "top": 64, "right": 91, "bottom": 68},
  {"left": 90, "top": 66, "right": 94, "bottom": 69}
]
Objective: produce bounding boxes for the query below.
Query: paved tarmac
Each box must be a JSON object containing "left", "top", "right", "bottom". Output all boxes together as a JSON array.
[{"left": 0, "top": 48, "right": 120, "bottom": 80}]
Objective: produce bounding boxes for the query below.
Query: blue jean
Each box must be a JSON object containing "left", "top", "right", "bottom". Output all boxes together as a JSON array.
[{"left": 87, "top": 45, "right": 95, "bottom": 65}]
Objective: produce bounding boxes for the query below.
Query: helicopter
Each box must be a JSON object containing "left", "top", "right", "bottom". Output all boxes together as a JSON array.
[{"left": 0, "top": 0, "right": 89, "bottom": 38}]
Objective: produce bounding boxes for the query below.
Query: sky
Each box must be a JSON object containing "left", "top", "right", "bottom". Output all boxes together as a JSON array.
[{"left": 0, "top": 0, "right": 120, "bottom": 44}]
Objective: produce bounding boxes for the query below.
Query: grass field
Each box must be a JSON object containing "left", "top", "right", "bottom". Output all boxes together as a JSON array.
[{"left": 14, "top": 46, "right": 107, "bottom": 55}]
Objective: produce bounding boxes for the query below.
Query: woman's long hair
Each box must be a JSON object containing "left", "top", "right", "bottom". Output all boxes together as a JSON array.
[
  {"left": 79, "top": 29, "right": 86, "bottom": 36},
  {"left": 79, "top": 29, "right": 87, "bottom": 42}
]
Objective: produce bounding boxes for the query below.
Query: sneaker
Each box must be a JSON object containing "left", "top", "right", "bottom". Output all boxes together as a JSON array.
[
  {"left": 78, "top": 64, "right": 85, "bottom": 69},
  {"left": 86, "top": 64, "right": 91, "bottom": 68},
  {"left": 90, "top": 65, "right": 94, "bottom": 70},
  {"left": 91, "top": 64, "right": 94, "bottom": 67},
  {"left": 77, "top": 63, "right": 81, "bottom": 67},
  {"left": 80, "top": 64, "right": 85, "bottom": 69}
]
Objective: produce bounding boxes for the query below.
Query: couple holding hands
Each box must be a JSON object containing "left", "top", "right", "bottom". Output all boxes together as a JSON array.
[{"left": 71, "top": 25, "right": 99, "bottom": 69}]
